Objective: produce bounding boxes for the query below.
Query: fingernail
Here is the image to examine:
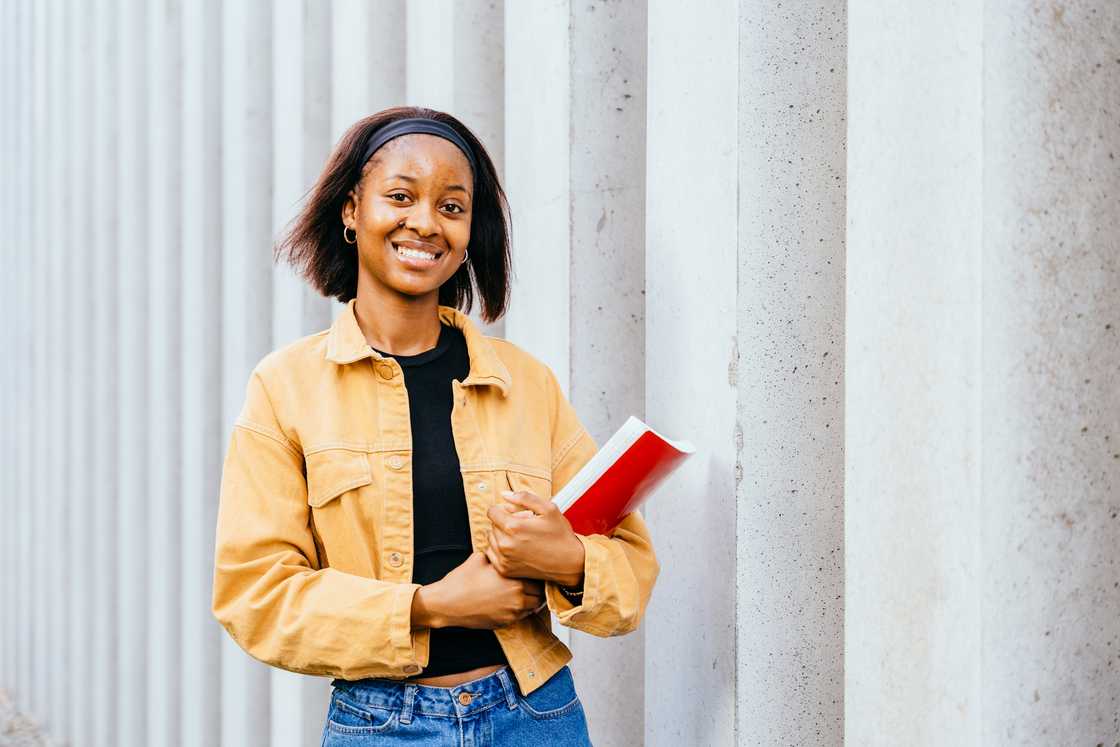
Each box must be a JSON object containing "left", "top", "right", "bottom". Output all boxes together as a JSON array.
[{"left": 500, "top": 490, "right": 515, "bottom": 497}]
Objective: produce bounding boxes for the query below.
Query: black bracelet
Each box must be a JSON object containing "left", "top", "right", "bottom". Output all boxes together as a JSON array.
[{"left": 559, "top": 584, "right": 584, "bottom": 600}]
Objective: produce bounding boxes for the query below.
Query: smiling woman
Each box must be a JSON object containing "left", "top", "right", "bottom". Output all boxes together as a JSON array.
[
  {"left": 214, "top": 106, "right": 659, "bottom": 747},
  {"left": 276, "top": 107, "right": 512, "bottom": 329}
]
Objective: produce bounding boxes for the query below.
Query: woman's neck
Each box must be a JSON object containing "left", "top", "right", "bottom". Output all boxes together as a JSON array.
[{"left": 353, "top": 290, "right": 443, "bottom": 356}]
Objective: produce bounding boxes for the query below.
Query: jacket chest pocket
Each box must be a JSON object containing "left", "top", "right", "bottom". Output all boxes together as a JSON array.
[
  {"left": 306, "top": 449, "right": 373, "bottom": 508},
  {"left": 305, "top": 449, "right": 376, "bottom": 571},
  {"left": 501, "top": 468, "right": 554, "bottom": 502}
]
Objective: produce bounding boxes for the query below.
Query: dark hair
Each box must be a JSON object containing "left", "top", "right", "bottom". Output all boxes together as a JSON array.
[{"left": 275, "top": 106, "right": 512, "bottom": 323}]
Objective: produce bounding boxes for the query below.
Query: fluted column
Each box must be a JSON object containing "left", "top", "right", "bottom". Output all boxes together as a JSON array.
[
  {"left": 30, "top": 0, "right": 48, "bottom": 725},
  {"left": 847, "top": 1, "right": 1120, "bottom": 744},
  {"left": 647, "top": 1, "right": 847, "bottom": 744},
  {"left": 503, "top": 3, "right": 653, "bottom": 745},
  {"left": 269, "top": 2, "right": 334, "bottom": 744},
  {"left": 980, "top": 2, "right": 1120, "bottom": 740},
  {"left": 0, "top": 0, "right": 13, "bottom": 708},
  {"left": 846, "top": 5, "right": 983, "bottom": 742},
  {"left": 146, "top": 1, "right": 184, "bottom": 745},
  {"left": 90, "top": 0, "right": 121, "bottom": 742},
  {"left": 219, "top": 1, "right": 276, "bottom": 744},
  {"left": 45, "top": 0, "right": 69, "bottom": 738},
  {"left": 117, "top": 0, "right": 151, "bottom": 742},
  {"left": 64, "top": 0, "right": 95, "bottom": 741},
  {"left": 330, "top": 0, "right": 406, "bottom": 142},
  {"left": 180, "top": 0, "right": 223, "bottom": 744}
]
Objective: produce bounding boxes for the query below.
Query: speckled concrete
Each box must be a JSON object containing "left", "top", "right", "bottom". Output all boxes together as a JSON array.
[
  {"left": 981, "top": 1, "right": 1120, "bottom": 741},
  {"left": 647, "top": 0, "right": 847, "bottom": 743},
  {"left": 736, "top": 2, "right": 847, "bottom": 744},
  {"left": 567, "top": 2, "right": 650, "bottom": 747},
  {"left": 848, "top": 0, "right": 1120, "bottom": 744}
]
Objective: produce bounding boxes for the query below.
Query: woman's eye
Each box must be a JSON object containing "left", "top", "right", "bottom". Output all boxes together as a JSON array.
[
  {"left": 443, "top": 204, "right": 464, "bottom": 214},
  {"left": 388, "top": 193, "right": 409, "bottom": 202}
]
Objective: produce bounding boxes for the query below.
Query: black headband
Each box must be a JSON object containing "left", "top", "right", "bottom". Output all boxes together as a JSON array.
[{"left": 360, "top": 117, "right": 479, "bottom": 184}]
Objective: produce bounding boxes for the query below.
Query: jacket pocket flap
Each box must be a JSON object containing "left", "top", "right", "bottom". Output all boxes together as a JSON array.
[
  {"left": 503, "top": 469, "right": 553, "bottom": 500},
  {"left": 305, "top": 449, "right": 373, "bottom": 508}
]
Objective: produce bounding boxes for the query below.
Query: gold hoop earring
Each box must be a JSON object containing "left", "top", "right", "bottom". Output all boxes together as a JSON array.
[{"left": 343, "top": 225, "right": 357, "bottom": 244}]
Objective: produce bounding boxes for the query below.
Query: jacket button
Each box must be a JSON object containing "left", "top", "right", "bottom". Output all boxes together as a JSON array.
[
  {"left": 387, "top": 551, "right": 403, "bottom": 567},
  {"left": 377, "top": 363, "right": 395, "bottom": 379},
  {"left": 476, "top": 481, "right": 488, "bottom": 492},
  {"left": 527, "top": 670, "right": 535, "bottom": 678},
  {"left": 387, "top": 455, "right": 405, "bottom": 470},
  {"left": 457, "top": 691, "right": 473, "bottom": 705},
  {"left": 403, "top": 664, "right": 420, "bottom": 674}
]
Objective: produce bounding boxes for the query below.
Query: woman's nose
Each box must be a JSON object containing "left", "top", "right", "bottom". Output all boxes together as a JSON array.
[{"left": 404, "top": 199, "right": 440, "bottom": 234}]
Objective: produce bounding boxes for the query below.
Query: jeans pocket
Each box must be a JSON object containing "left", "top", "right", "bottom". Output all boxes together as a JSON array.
[
  {"left": 326, "top": 690, "right": 399, "bottom": 735},
  {"left": 516, "top": 666, "right": 582, "bottom": 720}
]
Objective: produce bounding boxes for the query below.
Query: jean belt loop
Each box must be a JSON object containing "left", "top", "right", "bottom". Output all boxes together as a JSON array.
[
  {"left": 495, "top": 666, "right": 518, "bottom": 710},
  {"left": 400, "top": 684, "right": 417, "bottom": 724}
]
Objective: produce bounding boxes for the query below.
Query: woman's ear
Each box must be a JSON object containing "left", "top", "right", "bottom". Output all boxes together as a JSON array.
[{"left": 341, "top": 189, "right": 357, "bottom": 226}]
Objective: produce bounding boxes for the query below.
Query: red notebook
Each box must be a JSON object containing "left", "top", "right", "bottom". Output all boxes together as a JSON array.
[{"left": 552, "top": 416, "right": 695, "bottom": 536}]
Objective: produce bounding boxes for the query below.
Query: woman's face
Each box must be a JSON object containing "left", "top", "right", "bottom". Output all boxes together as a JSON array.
[{"left": 342, "top": 133, "right": 474, "bottom": 304}]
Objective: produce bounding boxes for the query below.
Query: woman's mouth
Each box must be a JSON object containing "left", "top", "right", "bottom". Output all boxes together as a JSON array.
[{"left": 392, "top": 241, "right": 444, "bottom": 268}]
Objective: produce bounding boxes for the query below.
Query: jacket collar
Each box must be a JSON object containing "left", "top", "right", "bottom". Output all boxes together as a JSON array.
[{"left": 325, "top": 298, "right": 512, "bottom": 397}]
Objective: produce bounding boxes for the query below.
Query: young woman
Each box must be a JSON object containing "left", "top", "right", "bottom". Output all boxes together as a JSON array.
[{"left": 210, "top": 106, "right": 659, "bottom": 746}]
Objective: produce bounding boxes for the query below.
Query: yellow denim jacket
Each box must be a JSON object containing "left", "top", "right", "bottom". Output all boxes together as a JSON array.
[{"left": 210, "top": 298, "right": 659, "bottom": 695}]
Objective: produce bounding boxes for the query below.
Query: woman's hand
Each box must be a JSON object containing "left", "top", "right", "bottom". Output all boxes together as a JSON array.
[
  {"left": 484, "top": 490, "right": 586, "bottom": 587},
  {"left": 412, "top": 552, "right": 545, "bottom": 630}
]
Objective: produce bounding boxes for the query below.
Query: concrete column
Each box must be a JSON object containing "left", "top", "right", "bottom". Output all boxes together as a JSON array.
[
  {"left": 645, "top": 3, "right": 739, "bottom": 744},
  {"left": 980, "top": 3, "right": 1120, "bottom": 741},
  {"left": 846, "top": 4, "right": 984, "bottom": 742},
  {"left": 146, "top": 1, "right": 183, "bottom": 745},
  {"left": 90, "top": 0, "right": 122, "bottom": 742},
  {"left": 13, "top": 0, "right": 32, "bottom": 718},
  {"left": 272, "top": 0, "right": 333, "bottom": 349},
  {"left": 117, "top": 0, "right": 151, "bottom": 742},
  {"left": 0, "top": 0, "right": 12, "bottom": 707},
  {"left": 220, "top": 1, "right": 275, "bottom": 744},
  {"left": 405, "top": 0, "right": 506, "bottom": 337},
  {"left": 30, "top": 0, "right": 48, "bottom": 724},
  {"left": 848, "top": 2, "right": 1120, "bottom": 743},
  {"left": 269, "top": 2, "right": 334, "bottom": 743},
  {"left": 503, "top": 1, "right": 570, "bottom": 382},
  {"left": 570, "top": 2, "right": 649, "bottom": 744},
  {"left": 330, "top": 0, "right": 406, "bottom": 142},
  {"left": 647, "top": 1, "right": 847, "bottom": 744},
  {"left": 504, "top": 3, "right": 653, "bottom": 745},
  {"left": 63, "top": 1, "right": 93, "bottom": 741},
  {"left": 44, "top": 0, "right": 68, "bottom": 736},
  {"left": 180, "top": 0, "right": 223, "bottom": 744}
]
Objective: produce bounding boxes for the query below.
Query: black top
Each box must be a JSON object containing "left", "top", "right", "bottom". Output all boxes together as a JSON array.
[{"left": 370, "top": 322, "right": 508, "bottom": 677}]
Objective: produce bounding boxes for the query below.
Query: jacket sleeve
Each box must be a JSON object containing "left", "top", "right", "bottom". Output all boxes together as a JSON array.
[
  {"left": 210, "top": 368, "right": 430, "bottom": 679},
  {"left": 541, "top": 367, "right": 661, "bottom": 637}
]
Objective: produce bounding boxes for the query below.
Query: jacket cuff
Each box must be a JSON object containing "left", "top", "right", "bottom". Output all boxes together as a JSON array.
[
  {"left": 389, "top": 583, "right": 430, "bottom": 673},
  {"left": 545, "top": 534, "right": 611, "bottom": 633}
]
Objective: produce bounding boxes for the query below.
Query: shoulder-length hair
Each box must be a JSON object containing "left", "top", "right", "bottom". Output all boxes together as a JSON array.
[{"left": 275, "top": 106, "right": 512, "bottom": 323}]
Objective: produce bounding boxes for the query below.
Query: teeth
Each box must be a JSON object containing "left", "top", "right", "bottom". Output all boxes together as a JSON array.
[{"left": 395, "top": 245, "right": 438, "bottom": 260}]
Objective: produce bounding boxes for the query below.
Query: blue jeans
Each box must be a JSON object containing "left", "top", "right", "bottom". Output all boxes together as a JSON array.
[{"left": 322, "top": 665, "right": 593, "bottom": 746}]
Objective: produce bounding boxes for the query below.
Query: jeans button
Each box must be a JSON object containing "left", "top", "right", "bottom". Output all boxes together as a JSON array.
[{"left": 458, "top": 692, "right": 473, "bottom": 706}]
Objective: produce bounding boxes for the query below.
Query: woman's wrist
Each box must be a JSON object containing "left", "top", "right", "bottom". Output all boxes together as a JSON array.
[
  {"left": 550, "top": 534, "right": 586, "bottom": 588},
  {"left": 411, "top": 582, "right": 450, "bottom": 629}
]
